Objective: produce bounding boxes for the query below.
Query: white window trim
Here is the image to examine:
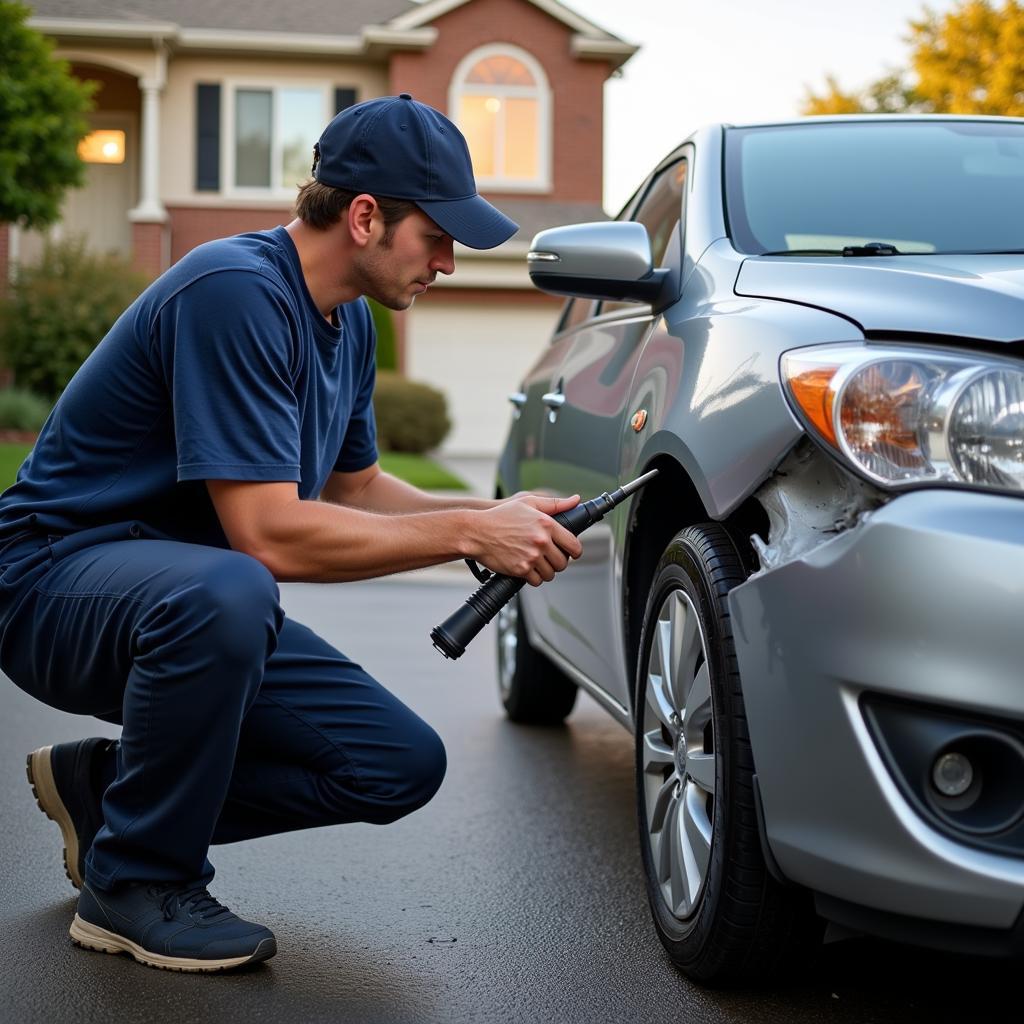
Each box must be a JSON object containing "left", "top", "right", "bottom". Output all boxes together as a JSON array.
[
  {"left": 221, "top": 78, "right": 331, "bottom": 200},
  {"left": 448, "top": 43, "right": 552, "bottom": 194}
]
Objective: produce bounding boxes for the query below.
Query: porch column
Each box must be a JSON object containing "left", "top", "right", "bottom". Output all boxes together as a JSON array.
[{"left": 129, "top": 62, "right": 168, "bottom": 276}]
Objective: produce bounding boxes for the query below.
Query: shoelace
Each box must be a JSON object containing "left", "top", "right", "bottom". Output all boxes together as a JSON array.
[{"left": 157, "top": 885, "right": 234, "bottom": 923}]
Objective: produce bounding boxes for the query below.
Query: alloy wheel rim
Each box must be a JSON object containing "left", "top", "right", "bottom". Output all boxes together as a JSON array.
[
  {"left": 640, "top": 587, "right": 716, "bottom": 920},
  {"left": 497, "top": 597, "right": 518, "bottom": 697}
]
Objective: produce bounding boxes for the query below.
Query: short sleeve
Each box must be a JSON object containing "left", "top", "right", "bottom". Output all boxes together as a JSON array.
[
  {"left": 154, "top": 270, "right": 303, "bottom": 483},
  {"left": 333, "top": 299, "right": 379, "bottom": 472}
]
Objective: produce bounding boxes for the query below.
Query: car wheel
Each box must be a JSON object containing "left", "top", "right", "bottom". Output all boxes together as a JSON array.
[
  {"left": 496, "top": 593, "right": 577, "bottom": 724},
  {"left": 635, "top": 523, "right": 817, "bottom": 985}
]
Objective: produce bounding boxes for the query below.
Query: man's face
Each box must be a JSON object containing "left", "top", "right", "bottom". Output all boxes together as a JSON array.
[{"left": 353, "top": 208, "right": 456, "bottom": 311}]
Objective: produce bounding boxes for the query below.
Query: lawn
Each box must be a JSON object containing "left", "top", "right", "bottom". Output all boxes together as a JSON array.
[
  {"left": 0, "top": 443, "right": 31, "bottom": 490},
  {"left": 0, "top": 443, "right": 467, "bottom": 492}
]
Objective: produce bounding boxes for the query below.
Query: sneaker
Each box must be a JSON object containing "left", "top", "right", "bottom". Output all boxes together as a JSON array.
[
  {"left": 71, "top": 881, "right": 277, "bottom": 972},
  {"left": 26, "top": 738, "right": 115, "bottom": 890}
]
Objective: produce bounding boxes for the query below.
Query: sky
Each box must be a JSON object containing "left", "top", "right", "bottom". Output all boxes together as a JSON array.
[{"left": 569, "top": 0, "right": 954, "bottom": 211}]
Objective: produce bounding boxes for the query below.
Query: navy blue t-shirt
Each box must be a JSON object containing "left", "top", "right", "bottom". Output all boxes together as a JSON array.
[{"left": 0, "top": 225, "right": 378, "bottom": 555}]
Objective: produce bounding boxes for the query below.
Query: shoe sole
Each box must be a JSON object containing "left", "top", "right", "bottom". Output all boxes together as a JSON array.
[
  {"left": 69, "top": 915, "right": 277, "bottom": 972},
  {"left": 26, "top": 746, "right": 82, "bottom": 890}
]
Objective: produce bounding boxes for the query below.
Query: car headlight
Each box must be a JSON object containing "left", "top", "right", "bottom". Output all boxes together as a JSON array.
[{"left": 782, "top": 344, "right": 1024, "bottom": 492}]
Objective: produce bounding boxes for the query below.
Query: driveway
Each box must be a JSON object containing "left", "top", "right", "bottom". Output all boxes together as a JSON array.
[{"left": 0, "top": 572, "right": 1016, "bottom": 1022}]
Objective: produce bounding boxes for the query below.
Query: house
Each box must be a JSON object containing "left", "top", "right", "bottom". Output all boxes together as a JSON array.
[{"left": 8, "top": 0, "right": 636, "bottom": 454}]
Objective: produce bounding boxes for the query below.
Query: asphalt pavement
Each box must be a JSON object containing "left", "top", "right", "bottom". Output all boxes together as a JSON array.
[{"left": 0, "top": 573, "right": 1019, "bottom": 1023}]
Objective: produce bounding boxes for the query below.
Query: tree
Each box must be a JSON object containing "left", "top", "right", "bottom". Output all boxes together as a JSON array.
[
  {"left": 803, "top": 71, "right": 926, "bottom": 115},
  {"left": 803, "top": 1, "right": 1024, "bottom": 117},
  {"left": 0, "top": 1, "right": 95, "bottom": 228}
]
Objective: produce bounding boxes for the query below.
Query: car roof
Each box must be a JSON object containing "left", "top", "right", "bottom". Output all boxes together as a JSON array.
[{"left": 722, "top": 113, "right": 1024, "bottom": 129}]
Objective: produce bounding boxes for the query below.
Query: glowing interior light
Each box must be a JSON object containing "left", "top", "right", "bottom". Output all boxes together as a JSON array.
[
  {"left": 78, "top": 130, "right": 126, "bottom": 164},
  {"left": 484, "top": 97, "right": 501, "bottom": 114}
]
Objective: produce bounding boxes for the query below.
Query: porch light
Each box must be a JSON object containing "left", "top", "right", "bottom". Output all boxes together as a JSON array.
[{"left": 78, "top": 130, "right": 126, "bottom": 164}]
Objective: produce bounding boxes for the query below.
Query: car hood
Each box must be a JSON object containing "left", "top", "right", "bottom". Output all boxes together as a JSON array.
[{"left": 734, "top": 254, "right": 1024, "bottom": 343}]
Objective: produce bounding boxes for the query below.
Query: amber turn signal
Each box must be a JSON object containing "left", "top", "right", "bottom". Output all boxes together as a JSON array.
[{"left": 784, "top": 361, "right": 841, "bottom": 447}]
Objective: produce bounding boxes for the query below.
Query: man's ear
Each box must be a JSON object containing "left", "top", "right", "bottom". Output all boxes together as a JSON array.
[{"left": 347, "top": 194, "right": 378, "bottom": 248}]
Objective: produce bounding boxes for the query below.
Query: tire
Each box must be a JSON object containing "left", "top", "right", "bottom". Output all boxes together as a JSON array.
[
  {"left": 496, "top": 592, "right": 577, "bottom": 724},
  {"left": 634, "top": 523, "right": 818, "bottom": 985}
]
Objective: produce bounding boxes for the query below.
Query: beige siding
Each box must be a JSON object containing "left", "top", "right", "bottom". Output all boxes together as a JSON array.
[{"left": 55, "top": 45, "right": 161, "bottom": 82}]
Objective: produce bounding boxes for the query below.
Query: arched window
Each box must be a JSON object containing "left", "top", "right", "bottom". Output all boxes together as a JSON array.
[{"left": 450, "top": 44, "right": 551, "bottom": 192}]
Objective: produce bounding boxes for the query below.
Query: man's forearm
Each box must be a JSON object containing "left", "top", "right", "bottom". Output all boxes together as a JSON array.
[
  {"left": 248, "top": 494, "right": 478, "bottom": 582},
  {"left": 208, "top": 478, "right": 583, "bottom": 588},
  {"left": 326, "top": 468, "right": 498, "bottom": 513}
]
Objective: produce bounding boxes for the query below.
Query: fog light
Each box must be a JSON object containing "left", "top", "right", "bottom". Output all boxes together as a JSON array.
[{"left": 932, "top": 752, "right": 974, "bottom": 797}]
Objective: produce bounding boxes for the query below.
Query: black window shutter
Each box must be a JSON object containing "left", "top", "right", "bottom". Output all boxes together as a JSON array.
[
  {"left": 195, "top": 83, "right": 221, "bottom": 191},
  {"left": 334, "top": 87, "right": 357, "bottom": 114}
]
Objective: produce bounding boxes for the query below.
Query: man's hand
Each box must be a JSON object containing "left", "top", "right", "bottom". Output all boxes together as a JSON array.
[{"left": 467, "top": 494, "right": 583, "bottom": 587}]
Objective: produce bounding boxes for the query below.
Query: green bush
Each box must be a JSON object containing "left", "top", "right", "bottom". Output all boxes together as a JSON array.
[
  {"left": 373, "top": 370, "right": 450, "bottom": 454},
  {"left": 0, "top": 387, "right": 50, "bottom": 431},
  {"left": 0, "top": 236, "right": 150, "bottom": 400},
  {"left": 366, "top": 296, "right": 397, "bottom": 371}
]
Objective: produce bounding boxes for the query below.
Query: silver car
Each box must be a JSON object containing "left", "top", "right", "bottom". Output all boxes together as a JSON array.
[{"left": 495, "top": 115, "right": 1024, "bottom": 985}]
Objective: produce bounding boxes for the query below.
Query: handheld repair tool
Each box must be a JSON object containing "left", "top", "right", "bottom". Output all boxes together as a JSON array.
[{"left": 431, "top": 468, "right": 659, "bottom": 659}]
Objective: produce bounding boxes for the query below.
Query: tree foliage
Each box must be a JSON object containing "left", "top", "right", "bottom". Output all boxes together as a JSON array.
[
  {"left": 803, "top": 1, "right": 1024, "bottom": 117},
  {"left": 0, "top": 1, "right": 95, "bottom": 227}
]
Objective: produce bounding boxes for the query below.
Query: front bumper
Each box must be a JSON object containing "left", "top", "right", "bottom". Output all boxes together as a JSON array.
[{"left": 730, "top": 489, "right": 1024, "bottom": 930}]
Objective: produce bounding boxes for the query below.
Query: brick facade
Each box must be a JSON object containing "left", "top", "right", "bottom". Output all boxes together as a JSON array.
[
  {"left": 388, "top": 0, "right": 608, "bottom": 205},
  {"left": 131, "top": 221, "right": 166, "bottom": 278},
  {"left": 168, "top": 207, "right": 293, "bottom": 265}
]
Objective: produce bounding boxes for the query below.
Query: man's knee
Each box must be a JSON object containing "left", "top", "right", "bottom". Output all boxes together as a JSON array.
[
  {"left": 325, "top": 719, "right": 447, "bottom": 826},
  {"left": 380, "top": 721, "right": 447, "bottom": 822}
]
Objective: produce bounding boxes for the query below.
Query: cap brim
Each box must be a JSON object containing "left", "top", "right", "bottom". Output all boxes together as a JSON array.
[{"left": 416, "top": 194, "right": 518, "bottom": 250}]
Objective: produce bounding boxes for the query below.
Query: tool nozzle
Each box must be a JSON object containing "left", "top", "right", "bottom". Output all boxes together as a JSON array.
[{"left": 618, "top": 468, "right": 659, "bottom": 499}]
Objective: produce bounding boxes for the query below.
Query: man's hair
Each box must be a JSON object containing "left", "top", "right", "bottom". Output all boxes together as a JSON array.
[{"left": 295, "top": 180, "right": 419, "bottom": 244}]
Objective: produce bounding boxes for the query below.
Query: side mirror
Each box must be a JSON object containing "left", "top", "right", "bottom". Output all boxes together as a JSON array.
[{"left": 527, "top": 222, "right": 671, "bottom": 304}]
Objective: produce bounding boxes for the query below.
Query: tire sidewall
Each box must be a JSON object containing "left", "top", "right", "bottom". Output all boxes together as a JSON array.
[
  {"left": 634, "top": 529, "right": 739, "bottom": 963},
  {"left": 497, "top": 592, "right": 577, "bottom": 723}
]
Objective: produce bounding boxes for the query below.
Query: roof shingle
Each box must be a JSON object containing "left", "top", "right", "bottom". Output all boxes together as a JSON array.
[{"left": 28, "top": 0, "right": 416, "bottom": 35}]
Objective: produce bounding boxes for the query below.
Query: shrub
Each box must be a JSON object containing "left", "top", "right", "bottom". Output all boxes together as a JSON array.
[
  {"left": 0, "top": 236, "right": 150, "bottom": 400},
  {"left": 373, "top": 370, "right": 450, "bottom": 453},
  {"left": 366, "top": 296, "right": 397, "bottom": 371},
  {"left": 0, "top": 387, "right": 50, "bottom": 431}
]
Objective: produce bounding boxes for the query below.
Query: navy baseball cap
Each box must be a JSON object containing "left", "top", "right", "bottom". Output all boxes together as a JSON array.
[{"left": 311, "top": 93, "right": 518, "bottom": 250}]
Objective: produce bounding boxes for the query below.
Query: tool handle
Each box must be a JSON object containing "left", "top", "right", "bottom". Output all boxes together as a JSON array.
[{"left": 430, "top": 571, "right": 525, "bottom": 660}]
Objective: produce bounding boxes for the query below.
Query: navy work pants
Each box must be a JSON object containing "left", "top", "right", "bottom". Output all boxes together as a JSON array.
[{"left": 0, "top": 533, "right": 446, "bottom": 889}]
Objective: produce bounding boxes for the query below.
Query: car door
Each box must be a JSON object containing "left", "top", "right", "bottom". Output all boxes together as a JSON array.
[
  {"left": 511, "top": 295, "right": 598, "bottom": 642},
  {"left": 535, "top": 159, "right": 688, "bottom": 706}
]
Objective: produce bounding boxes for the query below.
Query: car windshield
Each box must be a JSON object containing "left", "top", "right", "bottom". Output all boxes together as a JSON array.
[{"left": 725, "top": 120, "right": 1024, "bottom": 256}]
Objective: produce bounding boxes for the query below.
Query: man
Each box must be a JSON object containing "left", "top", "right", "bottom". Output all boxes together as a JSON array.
[{"left": 0, "top": 94, "right": 581, "bottom": 973}]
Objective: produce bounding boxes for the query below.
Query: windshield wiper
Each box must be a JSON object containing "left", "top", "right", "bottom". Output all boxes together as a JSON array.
[
  {"left": 841, "top": 242, "right": 900, "bottom": 256},
  {"left": 760, "top": 242, "right": 903, "bottom": 257}
]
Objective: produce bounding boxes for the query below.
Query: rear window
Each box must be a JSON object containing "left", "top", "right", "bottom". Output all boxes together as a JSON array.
[{"left": 725, "top": 120, "right": 1024, "bottom": 255}]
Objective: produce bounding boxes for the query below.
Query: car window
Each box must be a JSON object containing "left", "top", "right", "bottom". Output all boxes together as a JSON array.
[
  {"left": 725, "top": 121, "right": 1024, "bottom": 255},
  {"left": 555, "top": 297, "right": 597, "bottom": 336},
  {"left": 599, "top": 158, "right": 686, "bottom": 316},
  {"left": 636, "top": 159, "right": 687, "bottom": 266}
]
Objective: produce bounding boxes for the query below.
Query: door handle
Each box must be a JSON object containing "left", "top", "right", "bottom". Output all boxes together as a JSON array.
[
  {"left": 507, "top": 391, "right": 526, "bottom": 419},
  {"left": 541, "top": 382, "right": 565, "bottom": 423}
]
